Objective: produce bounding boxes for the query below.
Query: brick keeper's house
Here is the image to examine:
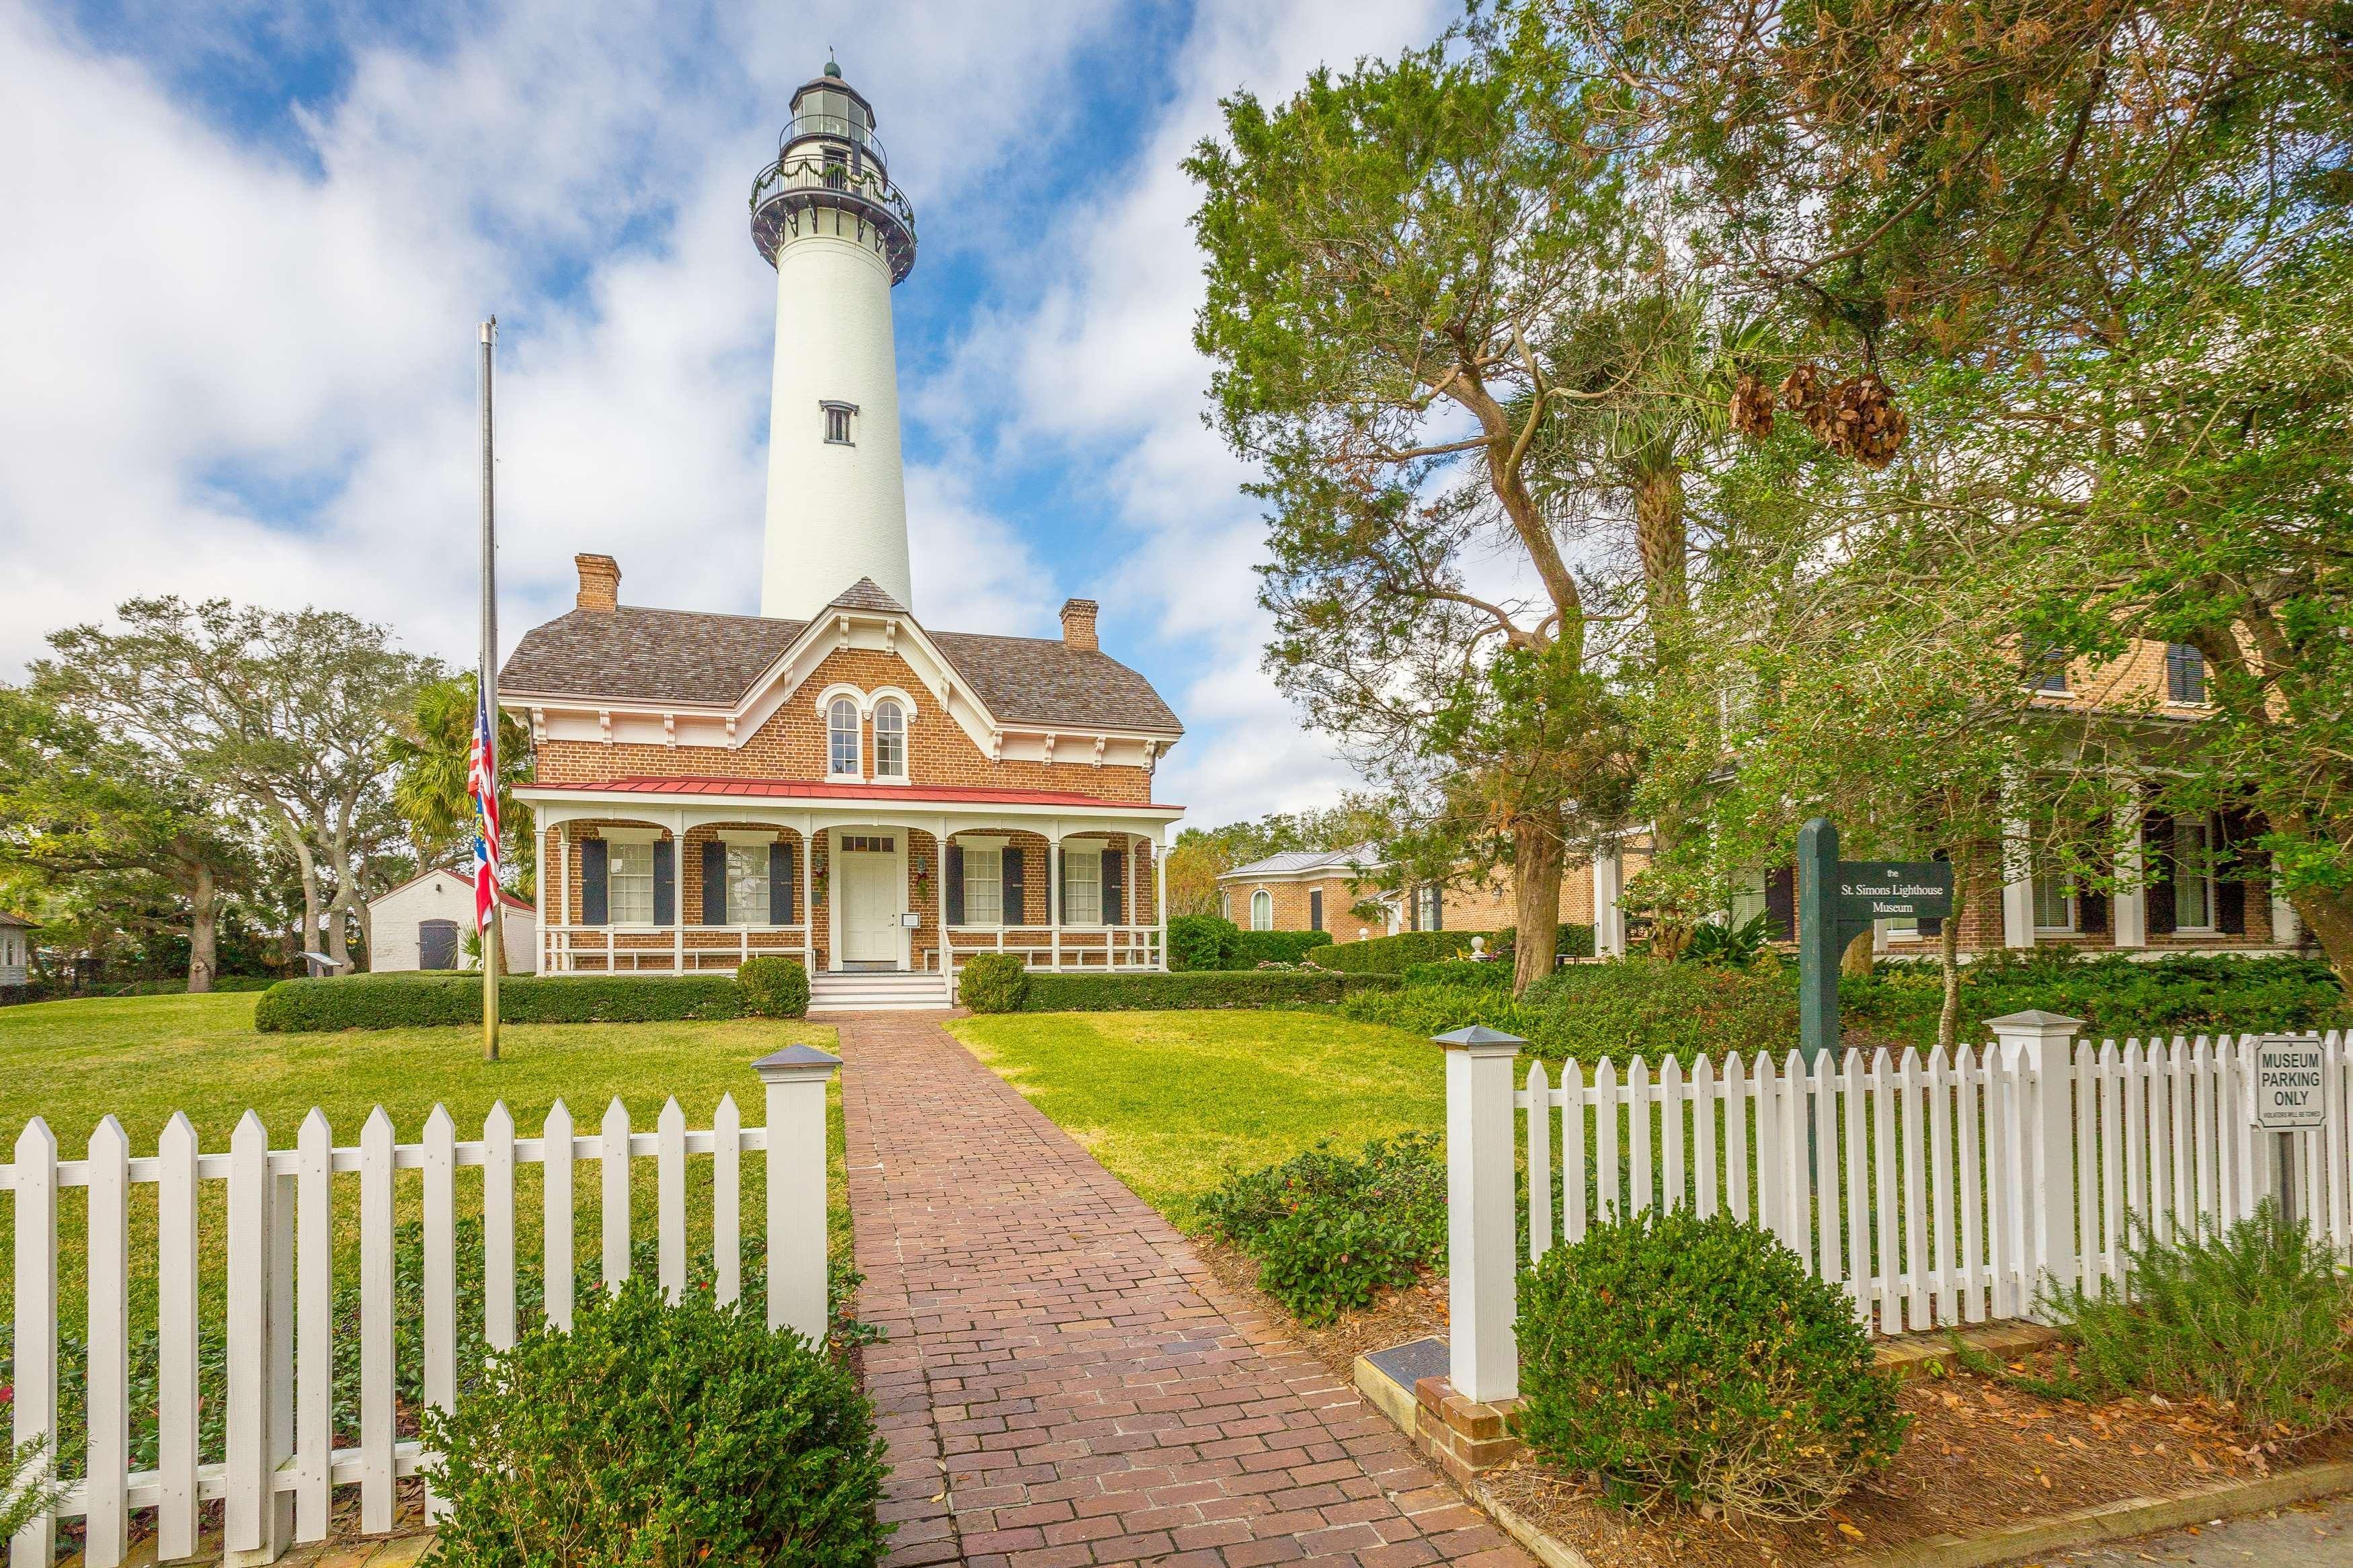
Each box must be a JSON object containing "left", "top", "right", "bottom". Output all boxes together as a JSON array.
[{"left": 500, "top": 63, "right": 1184, "bottom": 1012}]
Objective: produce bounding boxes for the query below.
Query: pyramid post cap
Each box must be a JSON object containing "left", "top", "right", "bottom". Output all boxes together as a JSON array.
[
  {"left": 1433, "top": 1024, "right": 1525, "bottom": 1056},
  {"left": 754, "top": 1044, "right": 843, "bottom": 1083},
  {"left": 1985, "top": 1009, "right": 2085, "bottom": 1032}
]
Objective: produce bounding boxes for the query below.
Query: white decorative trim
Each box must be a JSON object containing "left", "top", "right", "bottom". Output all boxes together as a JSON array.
[
  {"left": 870, "top": 686, "right": 920, "bottom": 719},
  {"left": 951, "top": 833, "right": 1010, "bottom": 850},
  {"left": 530, "top": 706, "right": 547, "bottom": 743},
  {"left": 663, "top": 713, "right": 676, "bottom": 747},
  {"left": 715, "top": 829, "right": 782, "bottom": 848},
  {"left": 1041, "top": 733, "right": 1057, "bottom": 766},
  {"left": 1092, "top": 735, "right": 1106, "bottom": 768},
  {"left": 598, "top": 710, "right": 612, "bottom": 744},
  {"left": 815, "top": 682, "right": 870, "bottom": 716},
  {"left": 595, "top": 825, "right": 664, "bottom": 845},
  {"left": 824, "top": 773, "right": 866, "bottom": 786}
]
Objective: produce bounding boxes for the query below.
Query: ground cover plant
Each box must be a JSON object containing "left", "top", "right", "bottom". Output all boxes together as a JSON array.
[
  {"left": 947, "top": 1011, "right": 1446, "bottom": 1223},
  {"left": 2020, "top": 1202, "right": 2353, "bottom": 1442},
  {"left": 1516, "top": 1208, "right": 1906, "bottom": 1521},
  {"left": 425, "top": 1274, "right": 888, "bottom": 1567},
  {"left": 1195, "top": 1134, "right": 1445, "bottom": 1322}
]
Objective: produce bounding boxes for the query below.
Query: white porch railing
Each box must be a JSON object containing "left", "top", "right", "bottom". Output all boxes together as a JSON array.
[
  {"left": 545, "top": 924, "right": 813, "bottom": 974},
  {"left": 3, "top": 1048, "right": 840, "bottom": 1567},
  {"left": 1440, "top": 1016, "right": 2353, "bottom": 1403}
]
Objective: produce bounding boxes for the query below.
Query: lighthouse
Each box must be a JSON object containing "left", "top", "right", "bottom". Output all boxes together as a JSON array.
[{"left": 752, "top": 63, "right": 920, "bottom": 622}]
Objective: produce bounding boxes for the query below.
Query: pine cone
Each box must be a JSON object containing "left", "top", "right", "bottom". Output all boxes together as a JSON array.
[
  {"left": 1728, "top": 372, "right": 1775, "bottom": 439},
  {"left": 1827, "top": 373, "right": 1907, "bottom": 468},
  {"left": 1778, "top": 362, "right": 1835, "bottom": 440}
]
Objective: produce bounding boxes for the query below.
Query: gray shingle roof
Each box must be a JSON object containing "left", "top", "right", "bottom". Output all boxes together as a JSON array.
[{"left": 501, "top": 584, "right": 1183, "bottom": 735}]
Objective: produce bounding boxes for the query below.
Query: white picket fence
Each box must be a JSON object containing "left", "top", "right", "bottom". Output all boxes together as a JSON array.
[
  {"left": 3, "top": 1046, "right": 840, "bottom": 1568},
  {"left": 1439, "top": 1014, "right": 2353, "bottom": 1405}
]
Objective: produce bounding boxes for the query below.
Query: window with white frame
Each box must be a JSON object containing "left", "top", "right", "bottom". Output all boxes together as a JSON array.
[
  {"left": 724, "top": 845, "right": 770, "bottom": 926},
  {"left": 2031, "top": 868, "right": 2077, "bottom": 932},
  {"left": 1066, "top": 848, "right": 1102, "bottom": 925},
  {"left": 962, "top": 845, "right": 1002, "bottom": 925},
  {"left": 1220, "top": 889, "right": 1232, "bottom": 920},
  {"left": 608, "top": 841, "right": 655, "bottom": 924},
  {"left": 873, "top": 700, "right": 906, "bottom": 778},
  {"left": 2175, "top": 817, "right": 2217, "bottom": 930},
  {"left": 828, "top": 697, "right": 861, "bottom": 776},
  {"left": 1250, "top": 889, "right": 1272, "bottom": 931}
]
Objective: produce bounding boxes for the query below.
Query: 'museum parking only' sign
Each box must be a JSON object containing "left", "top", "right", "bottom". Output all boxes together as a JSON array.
[{"left": 2254, "top": 1036, "right": 2328, "bottom": 1131}]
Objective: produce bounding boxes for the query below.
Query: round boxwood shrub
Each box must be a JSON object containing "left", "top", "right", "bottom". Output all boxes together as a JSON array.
[
  {"left": 957, "top": 953, "right": 1029, "bottom": 1013},
  {"left": 1517, "top": 1208, "right": 1906, "bottom": 1521},
  {"left": 736, "top": 955, "right": 810, "bottom": 1018},
  {"left": 1167, "top": 913, "right": 1238, "bottom": 971},
  {"left": 422, "top": 1275, "right": 888, "bottom": 1566}
]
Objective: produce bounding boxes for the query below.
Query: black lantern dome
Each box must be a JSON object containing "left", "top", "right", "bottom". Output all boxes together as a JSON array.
[{"left": 750, "top": 63, "right": 918, "bottom": 284}]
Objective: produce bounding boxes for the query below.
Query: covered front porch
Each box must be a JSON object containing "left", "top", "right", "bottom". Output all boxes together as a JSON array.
[{"left": 518, "top": 781, "right": 1176, "bottom": 1005}]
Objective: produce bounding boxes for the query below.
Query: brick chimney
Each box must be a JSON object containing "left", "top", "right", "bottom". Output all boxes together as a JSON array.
[
  {"left": 1060, "top": 597, "right": 1099, "bottom": 652},
  {"left": 575, "top": 554, "right": 621, "bottom": 613}
]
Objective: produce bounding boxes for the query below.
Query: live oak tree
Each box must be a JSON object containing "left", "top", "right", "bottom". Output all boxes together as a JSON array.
[
  {"left": 0, "top": 688, "right": 249, "bottom": 993},
  {"left": 1546, "top": 0, "right": 2353, "bottom": 979},
  {"left": 34, "top": 598, "right": 436, "bottom": 973},
  {"left": 1188, "top": 34, "right": 1654, "bottom": 991}
]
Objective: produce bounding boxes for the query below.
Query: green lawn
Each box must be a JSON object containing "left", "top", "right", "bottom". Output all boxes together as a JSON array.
[
  {"left": 947, "top": 1009, "right": 1449, "bottom": 1227},
  {"left": 0, "top": 991, "right": 846, "bottom": 1331}
]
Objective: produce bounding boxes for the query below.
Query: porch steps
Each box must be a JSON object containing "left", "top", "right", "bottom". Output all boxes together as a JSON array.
[{"left": 807, "top": 969, "right": 954, "bottom": 1014}]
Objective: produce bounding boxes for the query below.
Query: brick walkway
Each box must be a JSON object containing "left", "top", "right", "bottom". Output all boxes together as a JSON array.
[{"left": 838, "top": 1014, "right": 1530, "bottom": 1568}]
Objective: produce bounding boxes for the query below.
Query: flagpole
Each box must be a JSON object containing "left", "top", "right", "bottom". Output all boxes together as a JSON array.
[{"left": 479, "top": 317, "right": 501, "bottom": 1064}]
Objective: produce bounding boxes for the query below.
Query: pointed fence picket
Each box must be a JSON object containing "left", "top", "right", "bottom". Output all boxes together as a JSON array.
[
  {"left": 0, "top": 1050, "right": 839, "bottom": 1568},
  {"left": 1466, "top": 1025, "right": 2353, "bottom": 1407}
]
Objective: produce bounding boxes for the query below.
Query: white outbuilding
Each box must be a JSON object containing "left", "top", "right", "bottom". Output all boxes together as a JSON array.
[
  {"left": 370, "top": 870, "right": 536, "bottom": 973},
  {"left": 0, "top": 911, "right": 32, "bottom": 987}
]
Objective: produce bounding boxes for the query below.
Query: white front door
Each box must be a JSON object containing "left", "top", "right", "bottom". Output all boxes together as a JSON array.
[{"left": 839, "top": 847, "right": 900, "bottom": 966}]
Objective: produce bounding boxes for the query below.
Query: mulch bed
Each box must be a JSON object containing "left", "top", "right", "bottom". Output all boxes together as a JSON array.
[{"left": 1194, "top": 1239, "right": 2353, "bottom": 1567}]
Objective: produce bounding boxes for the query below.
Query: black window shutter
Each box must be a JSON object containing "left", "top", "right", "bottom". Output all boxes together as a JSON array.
[
  {"left": 702, "top": 841, "right": 726, "bottom": 926},
  {"left": 2217, "top": 878, "right": 2246, "bottom": 934},
  {"left": 1103, "top": 844, "right": 1124, "bottom": 926},
  {"left": 945, "top": 843, "right": 964, "bottom": 925},
  {"left": 653, "top": 839, "right": 675, "bottom": 926},
  {"left": 2215, "top": 812, "right": 2246, "bottom": 934},
  {"left": 582, "top": 838, "right": 608, "bottom": 927},
  {"left": 772, "top": 842, "right": 793, "bottom": 924},
  {"left": 1002, "top": 846, "right": 1025, "bottom": 925},
  {"left": 1764, "top": 866, "right": 1796, "bottom": 942},
  {"left": 2145, "top": 813, "right": 2177, "bottom": 935},
  {"left": 1431, "top": 889, "right": 1443, "bottom": 932},
  {"left": 1058, "top": 845, "right": 1068, "bottom": 924},
  {"left": 1915, "top": 852, "right": 1947, "bottom": 938},
  {"left": 1310, "top": 889, "right": 1323, "bottom": 932},
  {"left": 2079, "top": 889, "right": 2109, "bottom": 935}
]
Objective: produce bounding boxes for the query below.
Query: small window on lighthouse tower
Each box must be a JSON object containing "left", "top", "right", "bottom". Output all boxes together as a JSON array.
[{"left": 820, "top": 400, "right": 858, "bottom": 446}]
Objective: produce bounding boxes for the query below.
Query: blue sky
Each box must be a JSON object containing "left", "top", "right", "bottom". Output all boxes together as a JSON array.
[{"left": 0, "top": 0, "right": 1457, "bottom": 825}]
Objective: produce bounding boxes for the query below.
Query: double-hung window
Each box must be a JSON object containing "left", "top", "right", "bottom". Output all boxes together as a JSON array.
[
  {"left": 828, "top": 698, "right": 861, "bottom": 777},
  {"left": 2031, "top": 868, "right": 2077, "bottom": 933},
  {"left": 608, "top": 841, "right": 655, "bottom": 925},
  {"left": 1065, "top": 850, "right": 1102, "bottom": 925},
  {"left": 1250, "top": 889, "right": 1273, "bottom": 931},
  {"left": 2165, "top": 643, "right": 2207, "bottom": 704},
  {"left": 962, "top": 846, "right": 1002, "bottom": 925},
  {"left": 724, "top": 845, "right": 770, "bottom": 926},
  {"left": 2174, "top": 817, "right": 2217, "bottom": 930},
  {"left": 873, "top": 700, "right": 906, "bottom": 778}
]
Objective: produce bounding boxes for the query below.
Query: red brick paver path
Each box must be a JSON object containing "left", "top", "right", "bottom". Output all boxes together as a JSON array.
[{"left": 838, "top": 1014, "right": 1531, "bottom": 1568}]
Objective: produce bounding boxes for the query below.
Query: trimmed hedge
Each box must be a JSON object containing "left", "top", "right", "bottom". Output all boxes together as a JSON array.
[
  {"left": 1494, "top": 922, "right": 1597, "bottom": 961},
  {"left": 1168, "top": 914, "right": 1239, "bottom": 971},
  {"left": 254, "top": 973, "right": 746, "bottom": 1032},
  {"left": 1230, "top": 930, "right": 1334, "bottom": 966},
  {"left": 957, "top": 954, "right": 1029, "bottom": 1014},
  {"left": 1015, "top": 970, "right": 1400, "bottom": 1012},
  {"left": 1308, "top": 930, "right": 1501, "bottom": 973},
  {"left": 735, "top": 956, "right": 809, "bottom": 1019},
  {"left": 1401, "top": 960, "right": 1513, "bottom": 989}
]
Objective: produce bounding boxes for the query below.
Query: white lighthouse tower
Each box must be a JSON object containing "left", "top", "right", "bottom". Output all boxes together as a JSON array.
[{"left": 752, "top": 63, "right": 919, "bottom": 621}]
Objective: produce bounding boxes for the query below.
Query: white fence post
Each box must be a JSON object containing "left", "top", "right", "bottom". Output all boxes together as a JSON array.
[
  {"left": 756, "top": 1045, "right": 842, "bottom": 1339},
  {"left": 12, "top": 1118, "right": 56, "bottom": 1568},
  {"left": 225, "top": 1110, "right": 292, "bottom": 1567},
  {"left": 1987, "top": 1010, "right": 2083, "bottom": 1317},
  {"left": 1438, "top": 1025, "right": 1522, "bottom": 1404}
]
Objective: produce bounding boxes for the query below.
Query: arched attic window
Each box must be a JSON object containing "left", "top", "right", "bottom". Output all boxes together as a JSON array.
[
  {"left": 828, "top": 697, "right": 861, "bottom": 776},
  {"left": 873, "top": 700, "right": 906, "bottom": 778}
]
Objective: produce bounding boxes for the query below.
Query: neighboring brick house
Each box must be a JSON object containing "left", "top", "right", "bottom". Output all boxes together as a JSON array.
[
  {"left": 1218, "top": 838, "right": 1652, "bottom": 954},
  {"left": 499, "top": 64, "right": 1186, "bottom": 1012},
  {"left": 1729, "top": 636, "right": 2313, "bottom": 958}
]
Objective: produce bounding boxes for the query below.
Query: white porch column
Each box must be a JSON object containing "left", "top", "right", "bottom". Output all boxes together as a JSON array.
[
  {"left": 1592, "top": 848, "right": 1625, "bottom": 958},
  {"left": 1048, "top": 824, "right": 1064, "bottom": 971},
  {"left": 1156, "top": 837, "right": 1170, "bottom": 971},
  {"left": 556, "top": 819, "right": 572, "bottom": 973},
  {"left": 801, "top": 818, "right": 817, "bottom": 972},
  {"left": 2274, "top": 879, "right": 2304, "bottom": 946},
  {"left": 1989, "top": 1011, "right": 2083, "bottom": 1313},
  {"left": 1438, "top": 1025, "right": 1522, "bottom": 1403},
  {"left": 2112, "top": 794, "right": 2147, "bottom": 948},
  {"left": 2000, "top": 777, "right": 2036, "bottom": 948}
]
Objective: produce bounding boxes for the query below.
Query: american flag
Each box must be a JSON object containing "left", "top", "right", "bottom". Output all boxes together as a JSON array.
[{"left": 469, "top": 684, "right": 502, "bottom": 933}]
